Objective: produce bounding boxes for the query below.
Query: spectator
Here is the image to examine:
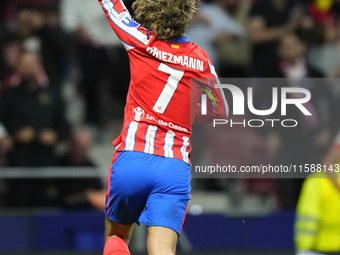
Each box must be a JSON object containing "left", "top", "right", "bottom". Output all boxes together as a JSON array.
[
  {"left": 305, "top": 0, "right": 336, "bottom": 26},
  {"left": 0, "top": 51, "right": 69, "bottom": 167},
  {"left": 0, "top": 51, "right": 69, "bottom": 207},
  {"left": 0, "top": 121, "right": 12, "bottom": 206},
  {"left": 6, "top": 4, "right": 70, "bottom": 95},
  {"left": 308, "top": 20, "right": 340, "bottom": 80},
  {"left": 59, "top": 129, "right": 95, "bottom": 167},
  {"left": 249, "top": 0, "right": 303, "bottom": 77},
  {"left": 300, "top": 0, "right": 336, "bottom": 45},
  {"left": 58, "top": 129, "right": 104, "bottom": 209},
  {"left": 276, "top": 33, "right": 325, "bottom": 78},
  {"left": 215, "top": 0, "right": 252, "bottom": 77},
  {"left": 187, "top": 1, "right": 246, "bottom": 73},
  {"left": 0, "top": 34, "right": 22, "bottom": 92},
  {"left": 0, "top": 121, "right": 12, "bottom": 167},
  {"left": 39, "top": 3, "right": 71, "bottom": 89},
  {"left": 61, "top": 0, "right": 130, "bottom": 126},
  {"left": 263, "top": 34, "right": 335, "bottom": 208}
]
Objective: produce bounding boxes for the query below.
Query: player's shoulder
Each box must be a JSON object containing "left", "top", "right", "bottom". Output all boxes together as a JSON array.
[
  {"left": 189, "top": 41, "right": 210, "bottom": 58},
  {"left": 184, "top": 41, "right": 217, "bottom": 75},
  {"left": 191, "top": 43, "right": 217, "bottom": 73},
  {"left": 148, "top": 36, "right": 207, "bottom": 56},
  {"left": 186, "top": 41, "right": 217, "bottom": 76},
  {"left": 143, "top": 36, "right": 215, "bottom": 73}
]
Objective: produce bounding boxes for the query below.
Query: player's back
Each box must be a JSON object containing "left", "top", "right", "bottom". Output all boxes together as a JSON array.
[
  {"left": 99, "top": 0, "right": 228, "bottom": 164},
  {"left": 128, "top": 36, "right": 211, "bottom": 126}
]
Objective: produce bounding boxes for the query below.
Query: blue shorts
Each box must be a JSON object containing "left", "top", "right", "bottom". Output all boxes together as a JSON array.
[{"left": 105, "top": 151, "right": 191, "bottom": 235}]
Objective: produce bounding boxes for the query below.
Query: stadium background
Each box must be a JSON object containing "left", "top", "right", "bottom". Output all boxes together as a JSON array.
[{"left": 0, "top": 0, "right": 340, "bottom": 254}]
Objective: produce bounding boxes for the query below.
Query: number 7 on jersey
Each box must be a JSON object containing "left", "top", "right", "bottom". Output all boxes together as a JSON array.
[{"left": 153, "top": 63, "right": 185, "bottom": 114}]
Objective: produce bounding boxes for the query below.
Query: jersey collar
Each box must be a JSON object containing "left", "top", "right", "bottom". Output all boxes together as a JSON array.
[{"left": 170, "top": 35, "right": 190, "bottom": 43}]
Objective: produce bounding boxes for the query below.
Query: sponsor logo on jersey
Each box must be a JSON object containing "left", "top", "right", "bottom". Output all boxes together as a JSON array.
[
  {"left": 145, "top": 113, "right": 188, "bottom": 132},
  {"left": 132, "top": 107, "right": 145, "bottom": 121}
]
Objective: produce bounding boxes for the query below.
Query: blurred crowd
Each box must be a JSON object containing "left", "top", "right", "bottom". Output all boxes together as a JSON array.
[{"left": 0, "top": 0, "right": 339, "bottom": 209}]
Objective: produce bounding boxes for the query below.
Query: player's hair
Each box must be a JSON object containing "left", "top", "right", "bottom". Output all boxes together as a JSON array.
[{"left": 132, "top": 0, "right": 197, "bottom": 41}]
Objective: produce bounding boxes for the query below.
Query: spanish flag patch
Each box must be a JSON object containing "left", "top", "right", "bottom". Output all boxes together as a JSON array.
[{"left": 171, "top": 44, "right": 180, "bottom": 49}]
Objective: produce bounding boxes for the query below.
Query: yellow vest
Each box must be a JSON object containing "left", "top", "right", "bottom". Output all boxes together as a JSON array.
[{"left": 295, "top": 172, "right": 340, "bottom": 252}]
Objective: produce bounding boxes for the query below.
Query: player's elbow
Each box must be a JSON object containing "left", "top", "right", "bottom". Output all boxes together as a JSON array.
[
  {"left": 216, "top": 102, "right": 229, "bottom": 119},
  {"left": 215, "top": 111, "right": 226, "bottom": 120}
]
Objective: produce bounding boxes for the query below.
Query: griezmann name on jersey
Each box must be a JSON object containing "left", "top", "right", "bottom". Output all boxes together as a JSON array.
[{"left": 99, "top": 0, "right": 228, "bottom": 165}]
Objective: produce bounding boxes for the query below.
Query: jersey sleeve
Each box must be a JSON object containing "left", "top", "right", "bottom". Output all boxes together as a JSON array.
[
  {"left": 193, "top": 61, "right": 229, "bottom": 124},
  {"left": 98, "top": 0, "right": 150, "bottom": 50}
]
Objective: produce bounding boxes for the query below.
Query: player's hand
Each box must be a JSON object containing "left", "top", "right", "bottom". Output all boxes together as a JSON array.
[
  {"left": 85, "top": 189, "right": 106, "bottom": 210},
  {"left": 15, "top": 126, "right": 35, "bottom": 144},
  {"left": 39, "top": 129, "right": 57, "bottom": 146}
]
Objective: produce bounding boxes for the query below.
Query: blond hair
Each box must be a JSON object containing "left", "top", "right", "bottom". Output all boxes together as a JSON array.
[{"left": 132, "top": 0, "right": 197, "bottom": 41}]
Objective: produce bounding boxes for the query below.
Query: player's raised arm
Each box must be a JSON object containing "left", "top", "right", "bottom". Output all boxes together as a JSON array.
[{"left": 98, "top": 0, "right": 150, "bottom": 50}]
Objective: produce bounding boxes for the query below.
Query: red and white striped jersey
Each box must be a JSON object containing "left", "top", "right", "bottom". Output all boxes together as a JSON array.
[{"left": 99, "top": 0, "right": 228, "bottom": 165}]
